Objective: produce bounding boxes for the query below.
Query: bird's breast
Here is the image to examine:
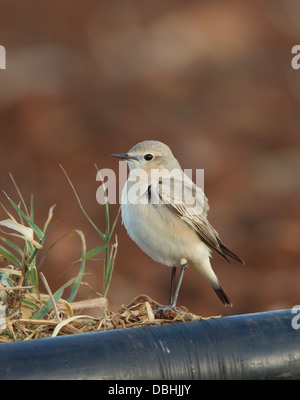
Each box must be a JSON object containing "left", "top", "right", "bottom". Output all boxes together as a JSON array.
[{"left": 121, "top": 188, "right": 200, "bottom": 267}]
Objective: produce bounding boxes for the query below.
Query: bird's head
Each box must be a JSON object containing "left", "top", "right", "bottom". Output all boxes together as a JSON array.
[{"left": 112, "top": 140, "right": 180, "bottom": 173}]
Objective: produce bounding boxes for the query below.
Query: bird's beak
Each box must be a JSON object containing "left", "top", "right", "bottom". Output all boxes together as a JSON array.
[
  {"left": 111, "top": 153, "right": 129, "bottom": 160},
  {"left": 111, "top": 153, "right": 138, "bottom": 161}
]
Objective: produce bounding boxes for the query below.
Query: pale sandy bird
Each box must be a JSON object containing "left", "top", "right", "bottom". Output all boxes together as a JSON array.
[{"left": 112, "top": 140, "right": 244, "bottom": 311}]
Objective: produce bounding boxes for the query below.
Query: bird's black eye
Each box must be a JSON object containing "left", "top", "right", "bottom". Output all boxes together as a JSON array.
[{"left": 144, "top": 154, "right": 153, "bottom": 161}]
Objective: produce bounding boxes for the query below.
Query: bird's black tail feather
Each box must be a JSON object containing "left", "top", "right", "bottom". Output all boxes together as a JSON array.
[{"left": 213, "top": 284, "right": 233, "bottom": 307}]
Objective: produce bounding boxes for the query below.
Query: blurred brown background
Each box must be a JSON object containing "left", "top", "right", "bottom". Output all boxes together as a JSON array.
[{"left": 0, "top": 0, "right": 299, "bottom": 317}]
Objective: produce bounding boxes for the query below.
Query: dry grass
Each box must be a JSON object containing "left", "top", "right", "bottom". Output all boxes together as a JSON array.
[{"left": 0, "top": 293, "right": 209, "bottom": 342}]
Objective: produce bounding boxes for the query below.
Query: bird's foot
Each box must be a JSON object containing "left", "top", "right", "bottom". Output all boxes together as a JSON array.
[{"left": 154, "top": 304, "right": 182, "bottom": 319}]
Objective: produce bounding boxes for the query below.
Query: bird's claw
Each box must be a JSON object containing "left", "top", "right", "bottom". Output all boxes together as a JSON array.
[{"left": 154, "top": 304, "right": 182, "bottom": 319}]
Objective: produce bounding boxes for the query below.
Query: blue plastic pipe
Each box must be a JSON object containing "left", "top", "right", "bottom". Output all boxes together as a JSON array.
[{"left": 0, "top": 309, "right": 299, "bottom": 380}]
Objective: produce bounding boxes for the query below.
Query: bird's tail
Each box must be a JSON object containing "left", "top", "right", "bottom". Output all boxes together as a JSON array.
[
  {"left": 192, "top": 250, "right": 233, "bottom": 307},
  {"left": 213, "top": 283, "right": 232, "bottom": 307}
]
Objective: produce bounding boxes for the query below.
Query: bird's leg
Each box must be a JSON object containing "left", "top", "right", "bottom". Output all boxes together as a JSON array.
[
  {"left": 154, "top": 259, "right": 188, "bottom": 316},
  {"left": 168, "top": 265, "right": 177, "bottom": 306},
  {"left": 168, "top": 259, "right": 188, "bottom": 309}
]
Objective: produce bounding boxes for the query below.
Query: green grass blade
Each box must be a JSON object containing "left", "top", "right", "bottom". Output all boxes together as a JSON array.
[
  {"left": 5, "top": 195, "right": 44, "bottom": 240},
  {"left": 24, "top": 220, "right": 55, "bottom": 272},
  {"left": 9, "top": 173, "right": 29, "bottom": 217},
  {"left": 33, "top": 276, "right": 80, "bottom": 320},
  {"left": 81, "top": 245, "right": 107, "bottom": 260},
  {"left": 95, "top": 164, "right": 110, "bottom": 240},
  {"left": 67, "top": 230, "right": 86, "bottom": 303},
  {"left": 22, "top": 299, "right": 38, "bottom": 309},
  {"left": 24, "top": 231, "right": 50, "bottom": 292},
  {"left": 25, "top": 265, "right": 39, "bottom": 293},
  {"left": 30, "top": 194, "right": 34, "bottom": 221},
  {"left": 0, "top": 235, "right": 23, "bottom": 257},
  {"left": 103, "top": 238, "right": 118, "bottom": 297},
  {"left": 0, "top": 245, "right": 21, "bottom": 266},
  {"left": 109, "top": 206, "right": 121, "bottom": 241}
]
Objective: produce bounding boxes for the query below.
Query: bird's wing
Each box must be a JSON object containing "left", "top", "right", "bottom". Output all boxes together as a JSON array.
[{"left": 154, "top": 177, "right": 244, "bottom": 264}]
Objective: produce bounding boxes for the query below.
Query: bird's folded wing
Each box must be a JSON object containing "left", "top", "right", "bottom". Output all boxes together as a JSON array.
[{"left": 155, "top": 177, "right": 233, "bottom": 263}]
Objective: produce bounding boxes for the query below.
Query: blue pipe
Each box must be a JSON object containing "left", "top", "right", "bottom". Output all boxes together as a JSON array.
[{"left": 0, "top": 309, "right": 299, "bottom": 380}]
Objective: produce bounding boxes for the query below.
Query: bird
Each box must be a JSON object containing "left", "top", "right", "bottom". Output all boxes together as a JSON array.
[{"left": 112, "top": 140, "right": 244, "bottom": 312}]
